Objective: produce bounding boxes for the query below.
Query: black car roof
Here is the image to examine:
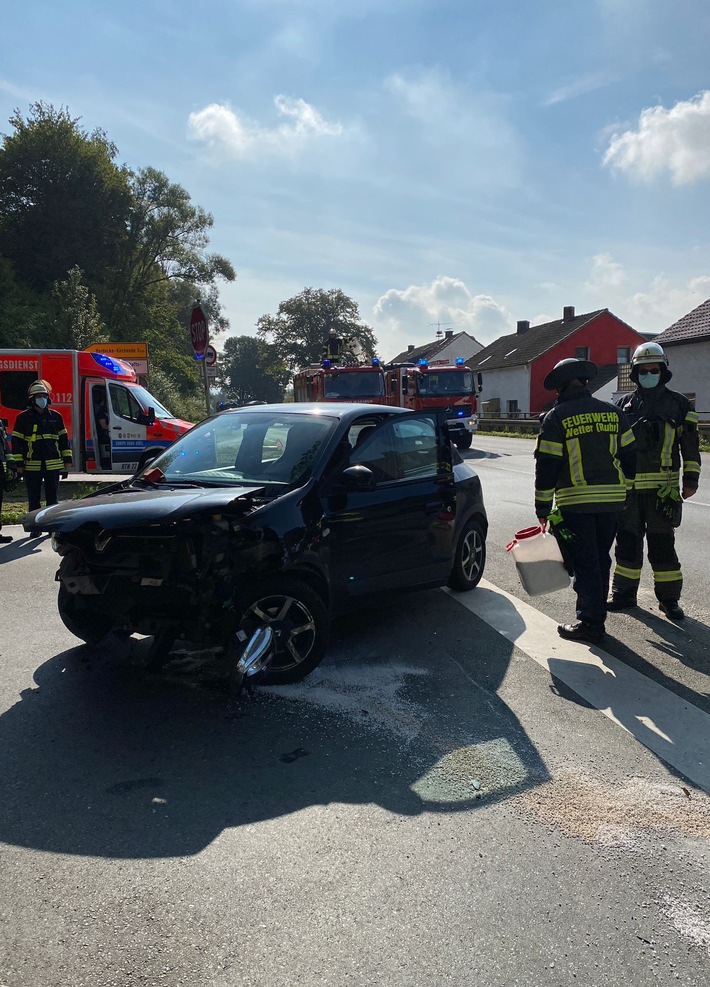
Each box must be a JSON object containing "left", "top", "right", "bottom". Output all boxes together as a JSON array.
[{"left": 219, "top": 402, "right": 405, "bottom": 422}]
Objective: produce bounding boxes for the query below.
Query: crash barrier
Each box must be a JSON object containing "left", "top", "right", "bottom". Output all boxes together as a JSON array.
[{"left": 478, "top": 417, "right": 710, "bottom": 439}]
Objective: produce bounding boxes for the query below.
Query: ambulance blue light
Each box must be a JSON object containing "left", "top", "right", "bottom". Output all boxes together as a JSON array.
[
  {"left": 455, "top": 357, "right": 465, "bottom": 365},
  {"left": 322, "top": 359, "right": 331, "bottom": 369},
  {"left": 91, "top": 353, "right": 124, "bottom": 374},
  {"left": 418, "top": 358, "right": 428, "bottom": 367}
]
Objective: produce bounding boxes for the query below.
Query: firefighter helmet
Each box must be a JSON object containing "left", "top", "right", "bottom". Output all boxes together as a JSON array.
[
  {"left": 543, "top": 358, "right": 598, "bottom": 391},
  {"left": 28, "top": 380, "right": 50, "bottom": 398},
  {"left": 630, "top": 341, "right": 671, "bottom": 383},
  {"left": 631, "top": 341, "right": 669, "bottom": 368}
]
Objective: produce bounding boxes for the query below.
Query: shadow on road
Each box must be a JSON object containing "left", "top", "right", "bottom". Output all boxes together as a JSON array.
[{"left": 0, "top": 591, "right": 549, "bottom": 859}]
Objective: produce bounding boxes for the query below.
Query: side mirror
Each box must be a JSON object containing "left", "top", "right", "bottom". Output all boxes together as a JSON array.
[
  {"left": 477, "top": 372, "right": 483, "bottom": 393},
  {"left": 341, "top": 464, "right": 376, "bottom": 492},
  {"left": 401, "top": 376, "right": 409, "bottom": 395},
  {"left": 138, "top": 407, "right": 156, "bottom": 427}
]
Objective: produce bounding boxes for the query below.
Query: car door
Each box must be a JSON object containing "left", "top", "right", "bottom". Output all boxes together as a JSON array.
[{"left": 321, "top": 413, "right": 457, "bottom": 596}]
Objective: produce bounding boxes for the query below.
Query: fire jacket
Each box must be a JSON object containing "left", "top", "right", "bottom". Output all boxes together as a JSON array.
[
  {"left": 535, "top": 385, "right": 636, "bottom": 515},
  {"left": 615, "top": 385, "right": 700, "bottom": 492},
  {"left": 11, "top": 406, "right": 72, "bottom": 473}
]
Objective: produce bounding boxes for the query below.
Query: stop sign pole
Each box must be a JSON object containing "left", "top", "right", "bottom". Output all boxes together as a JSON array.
[{"left": 190, "top": 304, "right": 211, "bottom": 415}]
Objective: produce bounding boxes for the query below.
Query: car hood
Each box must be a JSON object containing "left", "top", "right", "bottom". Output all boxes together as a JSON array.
[{"left": 26, "top": 485, "right": 265, "bottom": 533}]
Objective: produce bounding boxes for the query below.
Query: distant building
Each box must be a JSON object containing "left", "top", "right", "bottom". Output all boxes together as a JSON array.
[
  {"left": 468, "top": 306, "right": 646, "bottom": 417},
  {"left": 388, "top": 329, "right": 483, "bottom": 366},
  {"left": 654, "top": 297, "right": 710, "bottom": 419}
]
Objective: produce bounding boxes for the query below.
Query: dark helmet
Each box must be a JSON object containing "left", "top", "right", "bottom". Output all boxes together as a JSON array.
[{"left": 543, "top": 358, "right": 598, "bottom": 391}]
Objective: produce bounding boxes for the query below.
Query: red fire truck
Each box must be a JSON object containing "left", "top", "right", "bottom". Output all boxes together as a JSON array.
[
  {"left": 0, "top": 348, "right": 193, "bottom": 474},
  {"left": 293, "top": 358, "right": 388, "bottom": 405},
  {"left": 385, "top": 359, "right": 481, "bottom": 450}
]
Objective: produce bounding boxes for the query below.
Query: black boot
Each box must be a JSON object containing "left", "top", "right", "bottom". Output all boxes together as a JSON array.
[
  {"left": 0, "top": 533, "right": 13, "bottom": 544},
  {"left": 606, "top": 593, "right": 638, "bottom": 611},
  {"left": 557, "top": 621, "right": 605, "bottom": 644},
  {"left": 659, "top": 600, "right": 684, "bottom": 620}
]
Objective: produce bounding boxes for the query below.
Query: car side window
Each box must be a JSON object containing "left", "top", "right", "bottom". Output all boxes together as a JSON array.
[{"left": 352, "top": 416, "right": 439, "bottom": 482}]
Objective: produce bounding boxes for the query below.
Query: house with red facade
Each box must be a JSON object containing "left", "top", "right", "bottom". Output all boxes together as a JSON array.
[{"left": 466, "top": 306, "right": 646, "bottom": 417}]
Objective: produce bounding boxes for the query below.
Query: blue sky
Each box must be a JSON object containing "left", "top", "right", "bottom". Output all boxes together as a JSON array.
[{"left": 2, "top": 0, "right": 710, "bottom": 359}]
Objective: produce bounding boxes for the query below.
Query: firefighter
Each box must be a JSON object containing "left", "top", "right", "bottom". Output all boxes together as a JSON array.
[
  {"left": 0, "top": 417, "right": 15, "bottom": 544},
  {"left": 607, "top": 342, "right": 700, "bottom": 620},
  {"left": 11, "top": 380, "right": 72, "bottom": 536},
  {"left": 322, "top": 327, "right": 343, "bottom": 362},
  {"left": 535, "top": 358, "right": 636, "bottom": 644}
]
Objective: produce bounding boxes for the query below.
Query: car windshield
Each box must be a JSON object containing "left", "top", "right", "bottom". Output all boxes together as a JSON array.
[
  {"left": 418, "top": 371, "right": 473, "bottom": 396},
  {"left": 128, "top": 384, "right": 174, "bottom": 419},
  {"left": 323, "top": 369, "right": 385, "bottom": 398},
  {"left": 143, "top": 411, "right": 336, "bottom": 486}
]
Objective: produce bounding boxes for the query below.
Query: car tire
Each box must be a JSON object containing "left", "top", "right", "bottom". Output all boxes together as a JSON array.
[
  {"left": 447, "top": 518, "right": 486, "bottom": 591},
  {"left": 57, "top": 583, "right": 116, "bottom": 645},
  {"left": 455, "top": 432, "right": 473, "bottom": 451},
  {"left": 233, "top": 577, "right": 329, "bottom": 684}
]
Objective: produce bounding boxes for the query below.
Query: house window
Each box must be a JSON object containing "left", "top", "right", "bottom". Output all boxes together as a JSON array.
[
  {"left": 617, "top": 346, "right": 631, "bottom": 364},
  {"left": 507, "top": 399, "right": 519, "bottom": 419},
  {"left": 574, "top": 346, "right": 589, "bottom": 360}
]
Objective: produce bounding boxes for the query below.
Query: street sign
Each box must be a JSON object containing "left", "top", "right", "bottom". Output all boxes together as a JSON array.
[
  {"left": 206, "top": 364, "right": 218, "bottom": 379},
  {"left": 190, "top": 305, "right": 209, "bottom": 358},
  {"left": 86, "top": 342, "right": 148, "bottom": 360},
  {"left": 204, "top": 344, "right": 218, "bottom": 367}
]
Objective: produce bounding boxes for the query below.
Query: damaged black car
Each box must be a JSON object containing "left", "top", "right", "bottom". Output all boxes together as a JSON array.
[{"left": 25, "top": 403, "right": 487, "bottom": 684}]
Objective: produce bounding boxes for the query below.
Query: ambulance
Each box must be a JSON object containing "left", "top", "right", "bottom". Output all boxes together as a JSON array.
[{"left": 0, "top": 349, "right": 193, "bottom": 474}]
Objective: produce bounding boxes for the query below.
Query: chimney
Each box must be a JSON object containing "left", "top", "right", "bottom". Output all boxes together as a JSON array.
[
  {"left": 516, "top": 320, "right": 530, "bottom": 334},
  {"left": 563, "top": 306, "right": 575, "bottom": 321},
  {"left": 407, "top": 345, "right": 415, "bottom": 352},
  {"left": 445, "top": 329, "right": 454, "bottom": 340}
]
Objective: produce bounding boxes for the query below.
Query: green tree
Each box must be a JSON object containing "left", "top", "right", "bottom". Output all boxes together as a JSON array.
[
  {"left": 103, "top": 166, "right": 236, "bottom": 340},
  {"left": 0, "top": 258, "right": 51, "bottom": 348},
  {"left": 218, "top": 335, "right": 290, "bottom": 405},
  {"left": 256, "top": 287, "right": 378, "bottom": 373},
  {"left": 49, "top": 266, "right": 106, "bottom": 350},
  {"left": 0, "top": 103, "right": 131, "bottom": 293}
]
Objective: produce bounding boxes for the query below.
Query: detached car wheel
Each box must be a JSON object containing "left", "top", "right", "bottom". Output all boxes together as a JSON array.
[
  {"left": 235, "top": 578, "right": 329, "bottom": 684},
  {"left": 448, "top": 519, "right": 486, "bottom": 591},
  {"left": 57, "top": 583, "right": 116, "bottom": 645}
]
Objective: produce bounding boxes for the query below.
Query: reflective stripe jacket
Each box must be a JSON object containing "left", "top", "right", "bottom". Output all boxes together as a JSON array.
[
  {"left": 11, "top": 406, "right": 72, "bottom": 472},
  {"left": 616, "top": 386, "right": 700, "bottom": 492},
  {"left": 535, "top": 385, "right": 636, "bottom": 515}
]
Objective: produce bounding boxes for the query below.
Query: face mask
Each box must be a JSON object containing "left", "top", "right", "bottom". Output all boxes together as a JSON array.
[
  {"left": 34, "top": 397, "right": 48, "bottom": 409},
  {"left": 638, "top": 372, "right": 660, "bottom": 389}
]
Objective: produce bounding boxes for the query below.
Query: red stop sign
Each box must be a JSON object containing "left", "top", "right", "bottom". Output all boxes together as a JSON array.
[{"left": 190, "top": 305, "right": 209, "bottom": 358}]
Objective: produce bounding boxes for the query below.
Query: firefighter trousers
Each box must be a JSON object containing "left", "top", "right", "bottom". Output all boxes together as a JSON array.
[
  {"left": 560, "top": 511, "right": 619, "bottom": 628},
  {"left": 612, "top": 490, "right": 682, "bottom": 603},
  {"left": 24, "top": 465, "right": 60, "bottom": 512}
]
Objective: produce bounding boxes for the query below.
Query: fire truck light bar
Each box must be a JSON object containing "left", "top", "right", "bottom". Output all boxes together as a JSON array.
[
  {"left": 418, "top": 358, "right": 428, "bottom": 366},
  {"left": 456, "top": 357, "right": 465, "bottom": 365}
]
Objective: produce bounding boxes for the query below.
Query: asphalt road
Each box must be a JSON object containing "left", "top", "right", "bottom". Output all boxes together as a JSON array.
[{"left": 0, "top": 445, "right": 709, "bottom": 987}]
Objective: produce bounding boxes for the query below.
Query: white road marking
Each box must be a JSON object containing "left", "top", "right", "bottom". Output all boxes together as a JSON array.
[{"left": 446, "top": 579, "right": 710, "bottom": 793}]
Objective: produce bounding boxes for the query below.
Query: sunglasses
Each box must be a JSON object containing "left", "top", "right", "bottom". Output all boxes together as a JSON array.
[{"left": 639, "top": 367, "right": 661, "bottom": 375}]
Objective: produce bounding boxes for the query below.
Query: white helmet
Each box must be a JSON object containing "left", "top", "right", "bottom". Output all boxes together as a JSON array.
[{"left": 631, "top": 341, "right": 668, "bottom": 368}]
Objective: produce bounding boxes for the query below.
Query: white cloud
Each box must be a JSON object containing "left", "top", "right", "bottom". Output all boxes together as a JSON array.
[
  {"left": 585, "top": 253, "right": 627, "bottom": 290},
  {"left": 187, "top": 95, "right": 343, "bottom": 158},
  {"left": 384, "top": 70, "right": 522, "bottom": 187},
  {"left": 544, "top": 71, "right": 619, "bottom": 107},
  {"left": 373, "top": 276, "right": 512, "bottom": 356},
  {"left": 629, "top": 274, "right": 710, "bottom": 331},
  {"left": 603, "top": 91, "right": 710, "bottom": 185}
]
